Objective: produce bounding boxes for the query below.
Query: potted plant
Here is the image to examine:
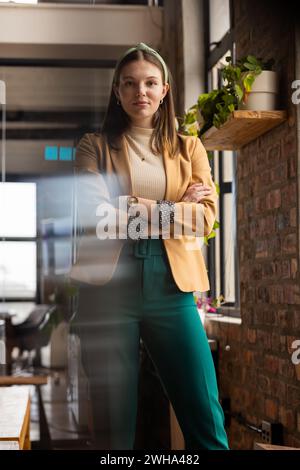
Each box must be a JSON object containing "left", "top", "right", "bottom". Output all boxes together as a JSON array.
[
  {"left": 179, "top": 54, "right": 276, "bottom": 137},
  {"left": 235, "top": 56, "right": 277, "bottom": 111}
]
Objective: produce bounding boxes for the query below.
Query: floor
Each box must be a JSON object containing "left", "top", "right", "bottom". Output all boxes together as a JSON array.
[
  {"left": 30, "top": 371, "right": 91, "bottom": 450},
  {"left": 29, "top": 342, "right": 171, "bottom": 450}
]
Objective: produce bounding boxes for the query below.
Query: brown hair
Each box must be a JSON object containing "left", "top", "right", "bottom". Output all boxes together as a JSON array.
[{"left": 100, "top": 48, "right": 180, "bottom": 159}]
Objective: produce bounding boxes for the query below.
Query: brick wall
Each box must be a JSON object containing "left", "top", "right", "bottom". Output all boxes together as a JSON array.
[{"left": 205, "top": 0, "right": 300, "bottom": 449}]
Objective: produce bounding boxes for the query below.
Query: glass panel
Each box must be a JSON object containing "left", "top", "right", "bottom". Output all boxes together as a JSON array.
[
  {"left": 0, "top": 64, "right": 114, "bottom": 306},
  {"left": 223, "top": 193, "right": 235, "bottom": 303},
  {"left": 0, "top": 241, "right": 36, "bottom": 298},
  {"left": 0, "top": 66, "right": 114, "bottom": 114},
  {"left": 209, "top": 0, "right": 230, "bottom": 50},
  {"left": 0, "top": 182, "right": 36, "bottom": 237},
  {"left": 0, "top": 66, "right": 114, "bottom": 177},
  {"left": 41, "top": 217, "right": 73, "bottom": 276}
]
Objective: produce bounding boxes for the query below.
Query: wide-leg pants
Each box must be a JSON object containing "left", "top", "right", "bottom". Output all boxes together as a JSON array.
[{"left": 70, "top": 238, "right": 229, "bottom": 450}]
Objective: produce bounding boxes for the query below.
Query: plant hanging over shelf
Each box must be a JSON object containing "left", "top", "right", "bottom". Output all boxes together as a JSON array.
[{"left": 179, "top": 55, "right": 275, "bottom": 137}]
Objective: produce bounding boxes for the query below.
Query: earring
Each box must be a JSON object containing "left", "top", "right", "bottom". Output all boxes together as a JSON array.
[
  {"left": 117, "top": 99, "right": 120, "bottom": 105},
  {"left": 160, "top": 98, "right": 164, "bottom": 105}
]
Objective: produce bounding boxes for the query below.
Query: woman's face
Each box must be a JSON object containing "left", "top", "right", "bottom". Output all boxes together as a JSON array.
[{"left": 113, "top": 59, "right": 169, "bottom": 128}]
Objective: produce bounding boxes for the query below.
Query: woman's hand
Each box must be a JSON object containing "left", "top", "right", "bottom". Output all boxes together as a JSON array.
[{"left": 180, "top": 183, "right": 213, "bottom": 203}]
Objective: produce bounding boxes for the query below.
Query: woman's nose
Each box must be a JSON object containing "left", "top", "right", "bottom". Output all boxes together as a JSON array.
[{"left": 136, "top": 85, "right": 147, "bottom": 96}]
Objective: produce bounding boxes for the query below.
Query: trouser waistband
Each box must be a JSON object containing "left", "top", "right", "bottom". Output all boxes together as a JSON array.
[{"left": 122, "top": 238, "right": 165, "bottom": 258}]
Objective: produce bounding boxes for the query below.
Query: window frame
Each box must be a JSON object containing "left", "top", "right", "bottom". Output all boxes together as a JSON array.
[
  {"left": 0, "top": 174, "right": 40, "bottom": 303},
  {"left": 203, "top": 0, "right": 240, "bottom": 316}
]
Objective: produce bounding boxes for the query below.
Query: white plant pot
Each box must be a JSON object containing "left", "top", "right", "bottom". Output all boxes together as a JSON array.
[{"left": 238, "top": 70, "right": 279, "bottom": 111}]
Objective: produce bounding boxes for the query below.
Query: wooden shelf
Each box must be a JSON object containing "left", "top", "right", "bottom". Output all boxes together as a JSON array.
[
  {"left": 0, "top": 375, "right": 48, "bottom": 386},
  {"left": 201, "top": 110, "right": 287, "bottom": 150}
]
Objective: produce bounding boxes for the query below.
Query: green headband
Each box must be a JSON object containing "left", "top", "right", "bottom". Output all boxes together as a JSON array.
[{"left": 113, "top": 42, "right": 169, "bottom": 84}]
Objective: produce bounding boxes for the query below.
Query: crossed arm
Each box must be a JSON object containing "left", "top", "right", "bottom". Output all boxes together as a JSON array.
[{"left": 73, "top": 134, "right": 218, "bottom": 239}]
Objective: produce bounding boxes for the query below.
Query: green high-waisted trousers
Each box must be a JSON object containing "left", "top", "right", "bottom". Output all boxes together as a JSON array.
[{"left": 70, "top": 238, "right": 229, "bottom": 450}]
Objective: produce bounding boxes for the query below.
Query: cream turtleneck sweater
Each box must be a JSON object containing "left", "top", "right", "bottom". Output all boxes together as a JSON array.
[{"left": 124, "top": 125, "right": 166, "bottom": 201}]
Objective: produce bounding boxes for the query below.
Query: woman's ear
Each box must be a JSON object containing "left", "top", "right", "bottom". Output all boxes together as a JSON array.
[
  {"left": 113, "top": 85, "right": 119, "bottom": 101},
  {"left": 163, "top": 82, "right": 170, "bottom": 99}
]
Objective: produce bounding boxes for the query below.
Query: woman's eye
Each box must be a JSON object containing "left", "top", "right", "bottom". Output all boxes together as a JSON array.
[{"left": 123, "top": 80, "right": 157, "bottom": 87}]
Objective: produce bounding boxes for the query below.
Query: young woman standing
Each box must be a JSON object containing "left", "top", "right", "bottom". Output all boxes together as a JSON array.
[{"left": 70, "top": 42, "right": 229, "bottom": 451}]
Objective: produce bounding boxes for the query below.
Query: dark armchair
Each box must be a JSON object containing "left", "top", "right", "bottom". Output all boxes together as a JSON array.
[{"left": 8, "top": 304, "right": 58, "bottom": 368}]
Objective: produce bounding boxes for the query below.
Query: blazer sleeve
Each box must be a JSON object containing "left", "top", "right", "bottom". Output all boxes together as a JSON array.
[
  {"left": 73, "top": 133, "right": 113, "bottom": 235},
  {"left": 172, "top": 136, "right": 218, "bottom": 237},
  {"left": 74, "top": 133, "right": 217, "bottom": 239},
  {"left": 190, "top": 136, "right": 218, "bottom": 236}
]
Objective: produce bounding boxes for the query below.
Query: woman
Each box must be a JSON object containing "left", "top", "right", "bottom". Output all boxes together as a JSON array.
[{"left": 70, "top": 42, "right": 229, "bottom": 451}]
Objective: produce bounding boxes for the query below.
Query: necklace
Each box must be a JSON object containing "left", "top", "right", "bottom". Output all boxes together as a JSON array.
[{"left": 125, "top": 134, "right": 146, "bottom": 162}]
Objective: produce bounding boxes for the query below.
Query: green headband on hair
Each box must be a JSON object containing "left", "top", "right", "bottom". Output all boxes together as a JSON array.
[{"left": 113, "top": 42, "right": 169, "bottom": 83}]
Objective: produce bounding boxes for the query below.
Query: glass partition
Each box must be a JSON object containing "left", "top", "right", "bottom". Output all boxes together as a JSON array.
[{"left": 0, "top": 64, "right": 114, "bottom": 315}]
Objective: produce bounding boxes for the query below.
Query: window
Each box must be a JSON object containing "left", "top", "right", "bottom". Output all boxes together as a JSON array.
[
  {"left": 209, "top": 0, "right": 231, "bottom": 51},
  {"left": 204, "top": 0, "right": 240, "bottom": 315},
  {"left": 0, "top": 182, "right": 37, "bottom": 300}
]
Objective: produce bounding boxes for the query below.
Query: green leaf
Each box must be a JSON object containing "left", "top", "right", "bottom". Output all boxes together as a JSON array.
[
  {"left": 243, "top": 74, "right": 255, "bottom": 92},
  {"left": 234, "top": 84, "right": 243, "bottom": 101},
  {"left": 184, "top": 113, "right": 197, "bottom": 125},
  {"left": 207, "top": 231, "right": 216, "bottom": 240},
  {"left": 246, "top": 55, "right": 258, "bottom": 64},
  {"left": 245, "top": 62, "right": 257, "bottom": 71}
]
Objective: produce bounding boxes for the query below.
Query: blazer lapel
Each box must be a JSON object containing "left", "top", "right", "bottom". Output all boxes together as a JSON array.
[
  {"left": 108, "top": 134, "right": 133, "bottom": 196},
  {"left": 162, "top": 145, "right": 180, "bottom": 201}
]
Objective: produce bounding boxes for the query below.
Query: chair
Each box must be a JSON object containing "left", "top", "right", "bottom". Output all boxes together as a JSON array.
[{"left": 11, "top": 304, "right": 58, "bottom": 366}]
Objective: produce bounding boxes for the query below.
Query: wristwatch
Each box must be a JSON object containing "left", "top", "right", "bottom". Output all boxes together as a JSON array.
[
  {"left": 126, "top": 195, "right": 146, "bottom": 239},
  {"left": 127, "top": 195, "right": 139, "bottom": 211},
  {"left": 157, "top": 199, "right": 175, "bottom": 229}
]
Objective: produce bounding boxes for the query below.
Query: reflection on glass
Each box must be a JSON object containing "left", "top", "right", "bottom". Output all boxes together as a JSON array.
[
  {"left": 0, "top": 241, "right": 36, "bottom": 298},
  {"left": 41, "top": 217, "right": 73, "bottom": 276},
  {"left": 0, "top": 182, "right": 36, "bottom": 237}
]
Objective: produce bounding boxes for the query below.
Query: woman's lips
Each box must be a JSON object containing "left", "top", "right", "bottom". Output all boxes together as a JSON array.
[{"left": 134, "top": 102, "right": 149, "bottom": 107}]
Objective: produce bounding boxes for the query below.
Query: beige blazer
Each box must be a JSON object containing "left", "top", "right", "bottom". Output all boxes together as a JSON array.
[{"left": 69, "top": 131, "right": 218, "bottom": 292}]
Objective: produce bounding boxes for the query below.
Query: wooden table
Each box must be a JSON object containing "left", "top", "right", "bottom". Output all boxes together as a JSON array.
[{"left": 0, "top": 386, "right": 31, "bottom": 449}]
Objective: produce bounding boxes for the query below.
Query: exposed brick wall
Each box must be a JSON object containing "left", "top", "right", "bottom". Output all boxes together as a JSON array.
[{"left": 205, "top": 0, "right": 300, "bottom": 450}]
